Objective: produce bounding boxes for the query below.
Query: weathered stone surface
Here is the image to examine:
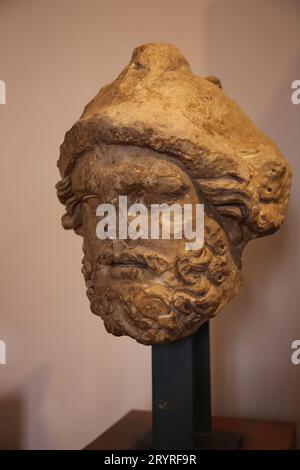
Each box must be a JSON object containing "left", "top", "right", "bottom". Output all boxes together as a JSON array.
[{"left": 56, "top": 43, "right": 291, "bottom": 345}]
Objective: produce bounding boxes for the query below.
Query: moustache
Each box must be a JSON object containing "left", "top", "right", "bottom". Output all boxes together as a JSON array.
[{"left": 96, "top": 250, "right": 170, "bottom": 275}]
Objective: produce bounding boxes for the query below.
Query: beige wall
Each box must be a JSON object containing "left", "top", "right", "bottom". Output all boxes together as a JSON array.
[{"left": 0, "top": 0, "right": 299, "bottom": 449}]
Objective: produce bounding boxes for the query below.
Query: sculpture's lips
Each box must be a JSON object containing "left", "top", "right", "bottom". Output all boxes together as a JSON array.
[
  {"left": 97, "top": 252, "right": 169, "bottom": 274},
  {"left": 102, "top": 253, "right": 149, "bottom": 269}
]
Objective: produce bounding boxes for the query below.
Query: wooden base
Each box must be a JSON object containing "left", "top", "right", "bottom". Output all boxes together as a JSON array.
[
  {"left": 129, "top": 430, "right": 241, "bottom": 450},
  {"left": 84, "top": 410, "right": 296, "bottom": 450}
]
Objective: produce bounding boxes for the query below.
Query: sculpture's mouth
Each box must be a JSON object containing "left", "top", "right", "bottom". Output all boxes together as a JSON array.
[
  {"left": 110, "top": 255, "right": 156, "bottom": 280},
  {"left": 96, "top": 251, "right": 169, "bottom": 276},
  {"left": 109, "top": 257, "right": 148, "bottom": 269},
  {"left": 94, "top": 252, "right": 154, "bottom": 281}
]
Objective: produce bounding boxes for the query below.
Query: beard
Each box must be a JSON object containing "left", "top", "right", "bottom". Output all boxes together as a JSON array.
[{"left": 81, "top": 238, "right": 242, "bottom": 345}]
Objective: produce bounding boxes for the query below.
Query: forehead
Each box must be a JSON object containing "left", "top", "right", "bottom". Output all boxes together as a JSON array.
[{"left": 71, "top": 144, "right": 195, "bottom": 194}]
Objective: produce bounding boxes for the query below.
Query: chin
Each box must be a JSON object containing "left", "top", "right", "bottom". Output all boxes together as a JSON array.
[
  {"left": 87, "top": 282, "right": 207, "bottom": 345},
  {"left": 83, "top": 249, "right": 242, "bottom": 344}
]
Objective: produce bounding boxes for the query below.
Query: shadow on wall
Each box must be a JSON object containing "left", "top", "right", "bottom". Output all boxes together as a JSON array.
[
  {"left": 21, "top": 364, "right": 52, "bottom": 450},
  {"left": 203, "top": 0, "right": 300, "bottom": 447},
  {"left": 210, "top": 212, "right": 291, "bottom": 405},
  {"left": 0, "top": 392, "right": 23, "bottom": 449},
  {"left": 0, "top": 364, "right": 51, "bottom": 450},
  {"left": 209, "top": 59, "right": 300, "bottom": 417}
]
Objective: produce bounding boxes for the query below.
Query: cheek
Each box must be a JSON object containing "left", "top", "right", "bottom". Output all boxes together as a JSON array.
[
  {"left": 81, "top": 197, "right": 94, "bottom": 215},
  {"left": 81, "top": 202, "right": 106, "bottom": 272},
  {"left": 82, "top": 200, "right": 100, "bottom": 242}
]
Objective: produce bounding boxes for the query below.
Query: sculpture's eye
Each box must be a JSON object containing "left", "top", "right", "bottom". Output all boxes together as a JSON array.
[
  {"left": 134, "top": 192, "right": 145, "bottom": 204},
  {"left": 82, "top": 194, "right": 99, "bottom": 202},
  {"left": 138, "top": 191, "right": 183, "bottom": 206}
]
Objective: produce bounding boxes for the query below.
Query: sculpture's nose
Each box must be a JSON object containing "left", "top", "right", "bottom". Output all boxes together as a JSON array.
[
  {"left": 111, "top": 238, "right": 139, "bottom": 252},
  {"left": 111, "top": 239, "right": 124, "bottom": 251},
  {"left": 111, "top": 237, "right": 139, "bottom": 250}
]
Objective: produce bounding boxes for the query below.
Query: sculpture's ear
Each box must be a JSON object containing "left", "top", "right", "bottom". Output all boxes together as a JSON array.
[
  {"left": 205, "top": 75, "right": 223, "bottom": 89},
  {"left": 55, "top": 175, "right": 83, "bottom": 236}
]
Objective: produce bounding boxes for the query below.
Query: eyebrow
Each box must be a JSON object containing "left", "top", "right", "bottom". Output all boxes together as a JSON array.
[{"left": 72, "top": 152, "right": 189, "bottom": 194}]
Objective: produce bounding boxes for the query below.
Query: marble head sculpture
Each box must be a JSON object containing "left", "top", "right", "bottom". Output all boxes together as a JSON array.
[{"left": 56, "top": 43, "right": 291, "bottom": 345}]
